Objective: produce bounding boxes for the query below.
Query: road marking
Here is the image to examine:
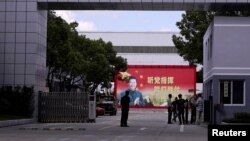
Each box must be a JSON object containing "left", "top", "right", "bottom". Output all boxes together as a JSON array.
[
  {"left": 140, "top": 127, "right": 147, "bottom": 131},
  {"left": 179, "top": 125, "right": 184, "bottom": 132},
  {"left": 99, "top": 125, "right": 117, "bottom": 130}
]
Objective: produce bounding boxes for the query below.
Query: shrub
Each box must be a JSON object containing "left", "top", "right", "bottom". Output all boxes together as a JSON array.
[
  {"left": 222, "top": 112, "right": 250, "bottom": 123},
  {"left": 0, "top": 86, "right": 34, "bottom": 118},
  {"left": 234, "top": 112, "right": 250, "bottom": 120}
]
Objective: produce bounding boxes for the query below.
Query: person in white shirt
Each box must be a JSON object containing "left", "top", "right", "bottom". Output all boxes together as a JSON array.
[{"left": 196, "top": 93, "right": 204, "bottom": 125}]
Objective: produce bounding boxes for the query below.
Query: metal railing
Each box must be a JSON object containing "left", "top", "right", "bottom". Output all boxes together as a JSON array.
[{"left": 38, "top": 92, "right": 89, "bottom": 123}]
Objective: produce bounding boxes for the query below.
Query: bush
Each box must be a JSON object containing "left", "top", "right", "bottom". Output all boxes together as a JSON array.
[
  {"left": 234, "top": 112, "right": 250, "bottom": 120},
  {"left": 222, "top": 112, "right": 250, "bottom": 123},
  {"left": 0, "top": 86, "right": 34, "bottom": 118}
]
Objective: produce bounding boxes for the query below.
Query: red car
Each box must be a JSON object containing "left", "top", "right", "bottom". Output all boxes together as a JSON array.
[{"left": 96, "top": 106, "right": 105, "bottom": 117}]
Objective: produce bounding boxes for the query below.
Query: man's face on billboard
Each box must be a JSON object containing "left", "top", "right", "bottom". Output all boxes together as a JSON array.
[{"left": 128, "top": 78, "right": 137, "bottom": 91}]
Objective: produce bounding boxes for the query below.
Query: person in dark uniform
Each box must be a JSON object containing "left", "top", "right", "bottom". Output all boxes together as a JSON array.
[
  {"left": 172, "top": 97, "right": 178, "bottom": 122},
  {"left": 177, "top": 94, "right": 185, "bottom": 125},
  {"left": 120, "top": 90, "right": 131, "bottom": 127},
  {"left": 184, "top": 98, "right": 189, "bottom": 124},
  {"left": 167, "top": 94, "right": 173, "bottom": 124}
]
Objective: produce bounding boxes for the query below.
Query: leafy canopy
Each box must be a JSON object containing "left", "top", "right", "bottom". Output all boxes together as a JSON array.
[
  {"left": 47, "top": 11, "right": 127, "bottom": 92},
  {"left": 173, "top": 11, "right": 250, "bottom": 82}
]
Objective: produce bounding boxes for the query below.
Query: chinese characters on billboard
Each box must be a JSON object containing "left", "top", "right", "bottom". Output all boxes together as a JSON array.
[{"left": 115, "top": 65, "right": 196, "bottom": 107}]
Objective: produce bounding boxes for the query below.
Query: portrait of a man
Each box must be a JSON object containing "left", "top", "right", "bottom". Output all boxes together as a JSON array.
[{"left": 119, "top": 76, "right": 144, "bottom": 106}]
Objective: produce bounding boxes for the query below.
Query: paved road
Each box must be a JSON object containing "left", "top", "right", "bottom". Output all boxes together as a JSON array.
[{"left": 0, "top": 109, "right": 207, "bottom": 141}]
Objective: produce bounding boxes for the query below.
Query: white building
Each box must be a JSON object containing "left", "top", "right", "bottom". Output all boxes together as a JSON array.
[{"left": 82, "top": 32, "right": 188, "bottom": 66}]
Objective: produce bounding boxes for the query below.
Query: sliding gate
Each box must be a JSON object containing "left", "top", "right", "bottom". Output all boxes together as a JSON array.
[{"left": 38, "top": 92, "right": 89, "bottom": 123}]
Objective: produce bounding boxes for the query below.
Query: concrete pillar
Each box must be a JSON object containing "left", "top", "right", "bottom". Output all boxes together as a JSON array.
[{"left": 0, "top": 0, "right": 47, "bottom": 120}]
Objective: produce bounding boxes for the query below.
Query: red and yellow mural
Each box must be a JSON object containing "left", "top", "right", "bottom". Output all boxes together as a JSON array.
[{"left": 115, "top": 65, "right": 196, "bottom": 107}]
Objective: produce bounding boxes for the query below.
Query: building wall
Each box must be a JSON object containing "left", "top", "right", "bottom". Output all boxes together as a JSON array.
[
  {"left": 204, "top": 16, "right": 250, "bottom": 81},
  {"left": 82, "top": 32, "right": 176, "bottom": 47},
  {"left": 203, "top": 16, "right": 250, "bottom": 124},
  {"left": 82, "top": 32, "right": 189, "bottom": 66},
  {"left": 0, "top": 0, "right": 47, "bottom": 119},
  {"left": 119, "top": 53, "right": 188, "bottom": 65},
  {"left": 203, "top": 23, "right": 213, "bottom": 81},
  {"left": 0, "top": 1, "right": 47, "bottom": 92},
  {"left": 204, "top": 75, "right": 250, "bottom": 124}
]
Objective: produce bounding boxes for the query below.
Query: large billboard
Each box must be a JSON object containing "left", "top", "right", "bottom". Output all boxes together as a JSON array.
[{"left": 115, "top": 65, "right": 196, "bottom": 108}]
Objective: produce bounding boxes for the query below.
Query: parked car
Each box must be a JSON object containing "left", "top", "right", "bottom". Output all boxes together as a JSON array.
[
  {"left": 97, "top": 95, "right": 117, "bottom": 116},
  {"left": 96, "top": 106, "right": 105, "bottom": 117}
]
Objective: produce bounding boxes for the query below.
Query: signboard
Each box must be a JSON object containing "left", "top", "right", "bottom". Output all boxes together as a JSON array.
[
  {"left": 223, "top": 81, "right": 229, "bottom": 97},
  {"left": 115, "top": 65, "right": 196, "bottom": 108}
]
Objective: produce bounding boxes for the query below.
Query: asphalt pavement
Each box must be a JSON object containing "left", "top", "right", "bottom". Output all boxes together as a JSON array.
[{"left": 0, "top": 109, "right": 208, "bottom": 141}]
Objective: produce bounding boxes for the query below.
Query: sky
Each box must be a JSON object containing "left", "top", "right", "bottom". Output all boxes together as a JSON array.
[{"left": 55, "top": 11, "right": 185, "bottom": 32}]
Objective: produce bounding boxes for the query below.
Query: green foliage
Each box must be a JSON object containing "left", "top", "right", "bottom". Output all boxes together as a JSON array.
[
  {"left": 47, "top": 10, "right": 127, "bottom": 92},
  {"left": 234, "top": 112, "right": 250, "bottom": 120},
  {"left": 173, "top": 11, "right": 214, "bottom": 66},
  {"left": 223, "top": 112, "right": 250, "bottom": 123},
  {"left": 173, "top": 11, "right": 250, "bottom": 81},
  {"left": 0, "top": 115, "right": 26, "bottom": 121},
  {"left": 0, "top": 86, "right": 34, "bottom": 118}
]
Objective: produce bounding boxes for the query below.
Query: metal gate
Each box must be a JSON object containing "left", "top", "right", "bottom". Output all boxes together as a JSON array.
[{"left": 38, "top": 92, "right": 89, "bottom": 123}]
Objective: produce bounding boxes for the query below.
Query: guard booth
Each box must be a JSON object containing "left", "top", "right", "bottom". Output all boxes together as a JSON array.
[
  {"left": 203, "top": 17, "right": 250, "bottom": 124},
  {"left": 88, "top": 95, "right": 96, "bottom": 122}
]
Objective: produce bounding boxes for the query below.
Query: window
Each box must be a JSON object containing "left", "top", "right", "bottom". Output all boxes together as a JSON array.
[
  {"left": 209, "top": 34, "right": 213, "bottom": 59},
  {"left": 207, "top": 34, "right": 213, "bottom": 61},
  {"left": 220, "top": 80, "right": 244, "bottom": 105},
  {"left": 204, "top": 80, "right": 213, "bottom": 100}
]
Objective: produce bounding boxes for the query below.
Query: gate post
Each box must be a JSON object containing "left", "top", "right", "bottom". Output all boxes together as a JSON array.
[
  {"left": 208, "top": 96, "right": 214, "bottom": 125},
  {"left": 38, "top": 91, "right": 42, "bottom": 122}
]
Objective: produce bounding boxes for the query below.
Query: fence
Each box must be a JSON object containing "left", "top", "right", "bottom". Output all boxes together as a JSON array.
[{"left": 38, "top": 92, "right": 89, "bottom": 123}]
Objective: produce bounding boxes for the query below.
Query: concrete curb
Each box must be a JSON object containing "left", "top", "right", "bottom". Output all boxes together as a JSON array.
[
  {"left": 221, "top": 122, "right": 250, "bottom": 125},
  {"left": 19, "top": 127, "right": 86, "bottom": 131},
  {"left": 0, "top": 119, "right": 35, "bottom": 128}
]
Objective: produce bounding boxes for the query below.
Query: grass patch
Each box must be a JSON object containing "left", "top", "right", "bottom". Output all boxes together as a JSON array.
[{"left": 0, "top": 115, "right": 27, "bottom": 121}]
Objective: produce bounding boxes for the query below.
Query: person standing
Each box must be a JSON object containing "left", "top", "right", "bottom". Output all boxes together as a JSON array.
[
  {"left": 172, "top": 97, "right": 178, "bottom": 122},
  {"left": 196, "top": 93, "right": 204, "bottom": 125},
  {"left": 184, "top": 98, "right": 189, "bottom": 124},
  {"left": 167, "top": 94, "right": 173, "bottom": 124},
  {"left": 189, "top": 95, "right": 197, "bottom": 124},
  {"left": 177, "top": 94, "right": 185, "bottom": 125},
  {"left": 120, "top": 90, "right": 130, "bottom": 127}
]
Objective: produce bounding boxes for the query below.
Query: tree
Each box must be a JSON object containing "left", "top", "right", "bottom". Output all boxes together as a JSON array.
[
  {"left": 172, "top": 11, "right": 214, "bottom": 66},
  {"left": 47, "top": 11, "right": 72, "bottom": 91},
  {"left": 77, "top": 38, "right": 127, "bottom": 94},
  {"left": 47, "top": 11, "right": 127, "bottom": 92},
  {"left": 173, "top": 11, "right": 250, "bottom": 82}
]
